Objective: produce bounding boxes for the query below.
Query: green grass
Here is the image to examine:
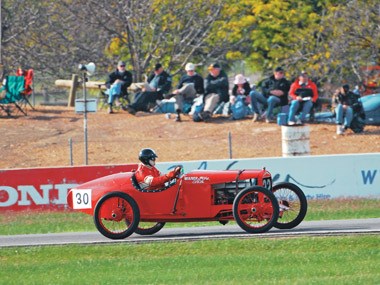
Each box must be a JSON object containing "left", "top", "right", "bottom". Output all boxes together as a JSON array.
[
  {"left": 0, "top": 235, "right": 379, "bottom": 284},
  {"left": 1, "top": 198, "right": 379, "bottom": 235}
]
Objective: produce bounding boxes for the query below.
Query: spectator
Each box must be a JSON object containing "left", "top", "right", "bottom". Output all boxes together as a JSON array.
[
  {"left": 229, "top": 74, "right": 251, "bottom": 120},
  {"left": 171, "top": 62, "right": 204, "bottom": 122},
  {"left": 125, "top": 63, "right": 172, "bottom": 115},
  {"left": 333, "top": 84, "right": 360, "bottom": 135},
  {"left": 105, "top": 61, "right": 133, "bottom": 114},
  {"left": 200, "top": 63, "right": 229, "bottom": 122},
  {"left": 250, "top": 66, "right": 290, "bottom": 123},
  {"left": 288, "top": 71, "right": 318, "bottom": 125},
  {"left": 135, "top": 148, "right": 181, "bottom": 191}
]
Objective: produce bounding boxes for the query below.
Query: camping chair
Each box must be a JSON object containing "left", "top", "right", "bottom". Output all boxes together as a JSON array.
[
  {"left": 16, "top": 68, "right": 35, "bottom": 113},
  {"left": 0, "top": 75, "right": 27, "bottom": 116}
]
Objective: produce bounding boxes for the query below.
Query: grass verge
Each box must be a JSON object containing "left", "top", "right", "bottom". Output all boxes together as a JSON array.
[{"left": 1, "top": 235, "right": 379, "bottom": 284}]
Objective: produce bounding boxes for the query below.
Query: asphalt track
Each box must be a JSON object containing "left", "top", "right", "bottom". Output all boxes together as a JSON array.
[{"left": 1, "top": 218, "right": 379, "bottom": 248}]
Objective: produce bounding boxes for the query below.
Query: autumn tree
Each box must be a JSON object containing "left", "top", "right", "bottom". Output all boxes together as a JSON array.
[
  {"left": 216, "top": 0, "right": 379, "bottom": 91},
  {"left": 1, "top": 1, "right": 111, "bottom": 79},
  {"left": 62, "top": 0, "right": 226, "bottom": 81},
  {"left": 318, "top": 0, "right": 380, "bottom": 88}
]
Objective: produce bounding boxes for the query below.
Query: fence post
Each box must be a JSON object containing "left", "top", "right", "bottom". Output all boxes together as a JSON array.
[
  {"left": 67, "top": 74, "right": 78, "bottom": 107},
  {"left": 69, "top": 138, "right": 73, "bottom": 166},
  {"left": 228, "top": 131, "right": 232, "bottom": 159}
]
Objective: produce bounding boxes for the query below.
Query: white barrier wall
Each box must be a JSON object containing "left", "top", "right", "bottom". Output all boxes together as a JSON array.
[{"left": 157, "top": 153, "right": 380, "bottom": 199}]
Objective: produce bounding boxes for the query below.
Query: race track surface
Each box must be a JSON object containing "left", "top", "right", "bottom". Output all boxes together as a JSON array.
[{"left": 1, "top": 218, "right": 379, "bottom": 248}]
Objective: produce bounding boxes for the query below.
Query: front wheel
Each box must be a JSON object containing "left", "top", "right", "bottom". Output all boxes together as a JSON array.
[
  {"left": 272, "top": 182, "right": 307, "bottom": 229},
  {"left": 94, "top": 192, "right": 140, "bottom": 239},
  {"left": 134, "top": 222, "right": 166, "bottom": 235},
  {"left": 233, "top": 186, "right": 279, "bottom": 234}
]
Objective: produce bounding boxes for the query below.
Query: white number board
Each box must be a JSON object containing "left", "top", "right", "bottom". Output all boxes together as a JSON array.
[{"left": 72, "top": 189, "right": 92, "bottom": 209}]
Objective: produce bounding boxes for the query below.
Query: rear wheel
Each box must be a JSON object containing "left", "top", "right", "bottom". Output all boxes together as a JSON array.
[
  {"left": 134, "top": 222, "right": 166, "bottom": 235},
  {"left": 272, "top": 182, "right": 307, "bottom": 229},
  {"left": 94, "top": 192, "right": 140, "bottom": 239},
  {"left": 233, "top": 186, "right": 279, "bottom": 234}
]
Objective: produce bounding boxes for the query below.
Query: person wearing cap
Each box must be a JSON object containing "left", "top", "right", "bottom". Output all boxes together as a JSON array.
[
  {"left": 229, "top": 74, "right": 251, "bottom": 119},
  {"left": 201, "top": 63, "right": 229, "bottom": 122},
  {"left": 250, "top": 66, "right": 290, "bottom": 123},
  {"left": 287, "top": 71, "right": 318, "bottom": 125},
  {"left": 170, "top": 62, "right": 204, "bottom": 122},
  {"left": 125, "top": 63, "right": 172, "bottom": 114},
  {"left": 105, "top": 60, "right": 133, "bottom": 114},
  {"left": 333, "top": 84, "right": 361, "bottom": 135}
]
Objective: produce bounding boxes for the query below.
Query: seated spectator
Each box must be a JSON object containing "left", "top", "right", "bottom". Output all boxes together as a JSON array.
[
  {"left": 105, "top": 61, "right": 133, "bottom": 114},
  {"left": 333, "top": 84, "right": 360, "bottom": 135},
  {"left": 250, "top": 66, "right": 290, "bottom": 123},
  {"left": 171, "top": 62, "right": 204, "bottom": 122},
  {"left": 125, "top": 63, "right": 172, "bottom": 115},
  {"left": 288, "top": 71, "right": 318, "bottom": 125},
  {"left": 229, "top": 74, "right": 251, "bottom": 120},
  {"left": 199, "top": 63, "right": 229, "bottom": 122}
]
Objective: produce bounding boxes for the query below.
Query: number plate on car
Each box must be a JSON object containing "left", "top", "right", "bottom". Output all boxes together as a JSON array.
[{"left": 72, "top": 189, "right": 92, "bottom": 209}]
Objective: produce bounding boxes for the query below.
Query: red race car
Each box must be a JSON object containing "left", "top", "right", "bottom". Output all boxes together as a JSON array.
[{"left": 67, "top": 167, "right": 307, "bottom": 239}]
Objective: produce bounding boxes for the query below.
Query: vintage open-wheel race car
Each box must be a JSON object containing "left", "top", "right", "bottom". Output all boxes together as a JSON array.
[{"left": 67, "top": 167, "right": 307, "bottom": 239}]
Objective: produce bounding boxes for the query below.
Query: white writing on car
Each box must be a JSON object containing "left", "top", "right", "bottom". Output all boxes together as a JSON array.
[{"left": 184, "top": 176, "right": 210, "bottom": 184}]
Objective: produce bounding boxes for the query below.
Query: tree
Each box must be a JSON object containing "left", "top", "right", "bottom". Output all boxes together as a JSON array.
[
  {"left": 216, "top": 0, "right": 379, "bottom": 91},
  {"left": 1, "top": 1, "right": 111, "bottom": 79},
  {"left": 318, "top": 0, "right": 380, "bottom": 88},
  {"left": 62, "top": 0, "right": 226, "bottom": 81}
]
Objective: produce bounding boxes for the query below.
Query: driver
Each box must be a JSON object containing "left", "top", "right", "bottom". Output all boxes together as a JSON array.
[{"left": 135, "top": 148, "right": 181, "bottom": 190}]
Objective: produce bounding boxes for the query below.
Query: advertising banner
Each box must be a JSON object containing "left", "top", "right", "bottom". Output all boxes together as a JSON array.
[
  {"left": 158, "top": 153, "right": 380, "bottom": 200},
  {"left": 0, "top": 164, "right": 137, "bottom": 212}
]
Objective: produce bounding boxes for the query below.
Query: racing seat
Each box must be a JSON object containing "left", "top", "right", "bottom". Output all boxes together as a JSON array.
[
  {"left": 16, "top": 68, "right": 35, "bottom": 113},
  {"left": 0, "top": 75, "right": 26, "bottom": 116}
]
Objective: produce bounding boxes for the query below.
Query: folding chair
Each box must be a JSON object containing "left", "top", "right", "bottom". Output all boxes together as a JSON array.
[
  {"left": 16, "top": 68, "right": 35, "bottom": 113},
  {"left": 0, "top": 75, "right": 27, "bottom": 116}
]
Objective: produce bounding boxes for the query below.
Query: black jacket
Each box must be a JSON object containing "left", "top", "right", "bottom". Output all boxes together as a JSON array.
[
  {"left": 204, "top": 70, "right": 229, "bottom": 102},
  {"left": 147, "top": 70, "right": 172, "bottom": 97},
  {"left": 177, "top": 73, "right": 204, "bottom": 95},
  {"left": 105, "top": 69, "right": 133, "bottom": 96},
  {"left": 337, "top": 91, "right": 360, "bottom": 106},
  {"left": 261, "top": 75, "right": 290, "bottom": 106},
  {"left": 232, "top": 82, "right": 251, "bottom": 96}
]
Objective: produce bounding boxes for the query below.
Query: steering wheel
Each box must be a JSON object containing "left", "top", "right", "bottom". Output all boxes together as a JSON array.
[{"left": 173, "top": 166, "right": 183, "bottom": 178}]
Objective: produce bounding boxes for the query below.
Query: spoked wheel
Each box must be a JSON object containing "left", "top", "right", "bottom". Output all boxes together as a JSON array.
[
  {"left": 94, "top": 192, "right": 140, "bottom": 239},
  {"left": 272, "top": 182, "right": 307, "bottom": 229},
  {"left": 233, "top": 186, "right": 279, "bottom": 234},
  {"left": 134, "top": 222, "right": 166, "bottom": 235},
  {"left": 135, "top": 222, "right": 165, "bottom": 236}
]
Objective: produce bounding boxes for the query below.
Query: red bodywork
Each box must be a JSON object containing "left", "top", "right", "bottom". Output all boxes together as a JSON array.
[{"left": 67, "top": 169, "right": 272, "bottom": 222}]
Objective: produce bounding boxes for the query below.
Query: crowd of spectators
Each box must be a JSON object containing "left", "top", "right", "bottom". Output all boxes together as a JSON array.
[{"left": 104, "top": 61, "right": 362, "bottom": 134}]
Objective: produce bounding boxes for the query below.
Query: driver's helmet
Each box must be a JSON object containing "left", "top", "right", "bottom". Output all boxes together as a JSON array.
[{"left": 139, "top": 148, "right": 158, "bottom": 166}]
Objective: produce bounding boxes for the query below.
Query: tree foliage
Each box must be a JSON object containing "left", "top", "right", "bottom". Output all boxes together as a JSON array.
[
  {"left": 0, "top": 0, "right": 378, "bottom": 91},
  {"left": 61, "top": 0, "right": 225, "bottom": 81}
]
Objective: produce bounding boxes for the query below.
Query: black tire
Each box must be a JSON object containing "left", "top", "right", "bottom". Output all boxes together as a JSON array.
[
  {"left": 272, "top": 182, "right": 307, "bottom": 229},
  {"left": 134, "top": 222, "right": 166, "bottom": 235},
  {"left": 94, "top": 192, "right": 140, "bottom": 240},
  {"left": 233, "top": 186, "right": 279, "bottom": 234}
]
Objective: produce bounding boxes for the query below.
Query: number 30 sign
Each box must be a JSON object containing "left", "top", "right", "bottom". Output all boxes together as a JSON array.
[{"left": 72, "top": 189, "right": 92, "bottom": 209}]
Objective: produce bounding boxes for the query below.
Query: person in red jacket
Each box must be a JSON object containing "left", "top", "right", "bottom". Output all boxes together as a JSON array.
[
  {"left": 135, "top": 148, "right": 181, "bottom": 191},
  {"left": 288, "top": 71, "right": 318, "bottom": 125}
]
